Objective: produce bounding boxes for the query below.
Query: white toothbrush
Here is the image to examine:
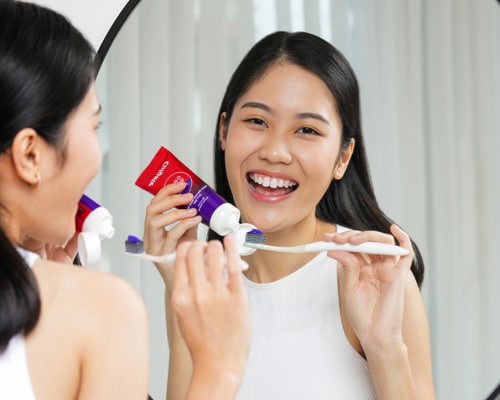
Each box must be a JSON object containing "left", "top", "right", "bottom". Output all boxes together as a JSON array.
[
  {"left": 125, "top": 251, "right": 177, "bottom": 264},
  {"left": 125, "top": 249, "right": 249, "bottom": 270},
  {"left": 243, "top": 240, "right": 409, "bottom": 256}
]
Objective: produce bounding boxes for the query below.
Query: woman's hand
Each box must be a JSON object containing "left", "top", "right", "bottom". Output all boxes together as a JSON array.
[
  {"left": 142, "top": 181, "right": 202, "bottom": 286},
  {"left": 171, "top": 235, "right": 251, "bottom": 399},
  {"left": 325, "top": 224, "right": 414, "bottom": 349},
  {"left": 41, "top": 232, "right": 79, "bottom": 264}
]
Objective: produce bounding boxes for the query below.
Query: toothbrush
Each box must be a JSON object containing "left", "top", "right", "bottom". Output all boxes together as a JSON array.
[
  {"left": 124, "top": 235, "right": 249, "bottom": 270},
  {"left": 126, "top": 250, "right": 178, "bottom": 264},
  {"left": 244, "top": 231, "right": 409, "bottom": 256},
  {"left": 123, "top": 235, "right": 176, "bottom": 263}
]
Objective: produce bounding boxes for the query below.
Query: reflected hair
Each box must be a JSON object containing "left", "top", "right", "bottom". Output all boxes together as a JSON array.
[
  {"left": 0, "top": 0, "right": 96, "bottom": 352},
  {"left": 210, "top": 31, "right": 424, "bottom": 287}
]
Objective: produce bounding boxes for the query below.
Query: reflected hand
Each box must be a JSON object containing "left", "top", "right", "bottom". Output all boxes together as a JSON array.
[
  {"left": 325, "top": 225, "right": 414, "bottom": 348},
  {"left": 142, "top": 181, "right": 202, "bottom": 285}
]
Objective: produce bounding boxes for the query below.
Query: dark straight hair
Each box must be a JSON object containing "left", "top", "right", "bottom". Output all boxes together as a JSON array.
[
  {"left": 209, "top": 31, "right": 425, "bottom": 287},
  {"left": 0, "top": 0, "right": 96, "bottom": 352}
]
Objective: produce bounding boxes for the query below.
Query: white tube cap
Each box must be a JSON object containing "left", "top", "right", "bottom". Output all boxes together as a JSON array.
[
  {"left": 209, "top": 202, "right": 241, "bottom": 236},
  {"left": 77, "top": 231, "right": 102, "bottom": 266},
  {"left": 230, "top": 223, "right": 259, "bottom": 256},
  {"left": 82, "top": 207, "right": 115, "bottom": 239}
]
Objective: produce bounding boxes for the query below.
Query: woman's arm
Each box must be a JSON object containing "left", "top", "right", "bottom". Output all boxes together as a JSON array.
[
  {"left": 363, "top": 273, "right": 435, "bottom": 399},
  {"left": 328, "top": 225, "right": 436, "bottom": 399}
]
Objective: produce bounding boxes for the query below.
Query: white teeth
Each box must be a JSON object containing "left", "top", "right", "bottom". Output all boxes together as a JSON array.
[{"left": 249, "top": 174, "right": 297, "bottom": 189}]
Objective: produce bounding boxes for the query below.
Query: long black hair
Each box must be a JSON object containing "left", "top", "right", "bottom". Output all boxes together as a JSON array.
[
  {"left": 210, "top": 31, "right": 425, "bottom": 287},
  {"left": 0, "top": 0, "right": 96, "bottom": 352}
]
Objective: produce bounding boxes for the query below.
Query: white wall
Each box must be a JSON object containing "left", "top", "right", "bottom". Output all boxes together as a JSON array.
[{"left": 30, "top": 0, "right": 129, "bottom": 52}]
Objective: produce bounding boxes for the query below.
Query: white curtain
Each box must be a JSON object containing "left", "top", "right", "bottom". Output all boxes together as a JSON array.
[{"left": 93, "top": 1, "right": 500, "bottom": 398}]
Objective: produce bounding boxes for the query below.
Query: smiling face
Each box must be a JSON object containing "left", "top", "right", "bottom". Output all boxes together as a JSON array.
[{"left": 220, "top": 62, "right": 353, "bottom": 238}]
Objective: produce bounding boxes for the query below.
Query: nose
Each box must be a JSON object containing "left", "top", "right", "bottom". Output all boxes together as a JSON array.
[{"left": 257, "top": 134, "right": 293, "bottom": 164}]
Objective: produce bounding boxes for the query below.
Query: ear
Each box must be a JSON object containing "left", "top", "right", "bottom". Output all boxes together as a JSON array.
[
  {"left": 219, "top": 112, "right": 228, "bottom": 151},
  {"left": 333, "top": 138, "right": 355, "bottom": 180},
  {"left": 11, "top": 128, "right": 43, "bottom": 185}
]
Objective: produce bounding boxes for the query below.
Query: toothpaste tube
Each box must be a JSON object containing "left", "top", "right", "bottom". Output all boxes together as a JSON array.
[
  {"left": 135, "top": 146, "right": 240, "bottom": 236},
  {"left": 75, "top": 194, "right": 115, "bottom": 265}
]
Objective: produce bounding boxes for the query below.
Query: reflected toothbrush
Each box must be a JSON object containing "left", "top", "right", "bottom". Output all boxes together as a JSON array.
[
  {"left": 124, "top": 235, "right": 249, "bottom": 270},
  {"left": 243, "top": 230, "right": 409, "bottom": 256},
  {"left": 124, "top": 235, "right": 177, "bottom": 263}
]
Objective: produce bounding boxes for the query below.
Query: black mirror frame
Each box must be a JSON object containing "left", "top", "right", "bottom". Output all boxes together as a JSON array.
[
  {"left": 94, "top": 0, "right": 142, "bottom": 74},
  {"left": 74, "top": 0, "right": 140, "bottom": 266}
]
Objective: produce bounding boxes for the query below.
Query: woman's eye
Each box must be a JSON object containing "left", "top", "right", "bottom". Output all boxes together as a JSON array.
[
  {"left": 245, "top": 117, "right": 267, "bottom": 127},
  {"left": 297, "top": 127, "right": 319, "bottom": 135}
]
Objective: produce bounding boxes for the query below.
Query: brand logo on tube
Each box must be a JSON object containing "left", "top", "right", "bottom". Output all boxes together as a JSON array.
[
  {"left": 166, "top": 172, "right": 192, "bottom": 192},
  {"left": 148, "top": 161, "right": 169, "bottom": 187}
]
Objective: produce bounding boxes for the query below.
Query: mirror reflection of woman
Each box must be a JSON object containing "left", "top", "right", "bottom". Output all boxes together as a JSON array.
[{"left": 144, "top": 31, "right": 436, "bottom": 399}]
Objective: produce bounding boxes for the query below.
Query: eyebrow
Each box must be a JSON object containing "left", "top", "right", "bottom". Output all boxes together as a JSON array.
[
  {"left": 240, "top": 101, "right": 271, "bottom": 113},
  {"left": 240, "top": 101, "right": 329, "bottom": 125}
]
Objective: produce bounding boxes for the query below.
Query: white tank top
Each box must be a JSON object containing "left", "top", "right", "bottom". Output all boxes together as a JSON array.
[
  {"left": 236, "top": 250, "right": 375, "bottom": 399},
  {"left": 0, "top": 248, "right": 38, "bottom": 399}
]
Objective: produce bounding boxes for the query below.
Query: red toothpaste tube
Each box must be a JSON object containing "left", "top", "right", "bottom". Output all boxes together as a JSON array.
[{"left": 135, "top": 146, "right": 241, "bottom": 236}]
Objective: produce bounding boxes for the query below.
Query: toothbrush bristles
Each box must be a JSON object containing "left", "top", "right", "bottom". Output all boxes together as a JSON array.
[
  {"left": 124, "top": 235, "right": 144, "bottom": 254},
  {"left": 244, "top": 230, "right": 267, "bottom": 245}
]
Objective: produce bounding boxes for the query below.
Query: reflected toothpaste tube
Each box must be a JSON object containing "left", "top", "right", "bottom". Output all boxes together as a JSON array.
[{"left": 135, "top": 146, "right": 240, "bottom": 236}]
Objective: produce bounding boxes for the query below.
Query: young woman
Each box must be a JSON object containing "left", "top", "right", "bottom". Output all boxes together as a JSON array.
[
  {"left": 0, "top": 2, "right": 249, "bottom": 399},
  {"left": 143, "top": 31, "right": 436, "bottom": 399}
]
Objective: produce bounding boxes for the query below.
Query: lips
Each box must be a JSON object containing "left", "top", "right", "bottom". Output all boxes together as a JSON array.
[{"left": 247, "top": 173, "right": 298, "bottom": 196}]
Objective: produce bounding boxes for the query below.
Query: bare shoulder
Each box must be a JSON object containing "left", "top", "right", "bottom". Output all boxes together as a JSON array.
[
  {"left": 34, "top": 259, "right": 148, "bottom": 331},
  {"left": 29, "top": 260, "right": 150, "bottom": 399}
]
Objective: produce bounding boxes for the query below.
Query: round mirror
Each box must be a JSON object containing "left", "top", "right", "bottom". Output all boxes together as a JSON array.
[{"left": 90, "top": 1, "right": 500, "bottom": 399}]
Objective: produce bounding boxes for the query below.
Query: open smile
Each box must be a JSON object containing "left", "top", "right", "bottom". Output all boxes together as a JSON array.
[{"left": 247, "top": 173, "right": 298, "bottom": 196}]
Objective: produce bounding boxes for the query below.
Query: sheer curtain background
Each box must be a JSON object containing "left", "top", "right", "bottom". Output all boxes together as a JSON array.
[{"left": 91, "top": 0, "right": 500, "bottom": 399}]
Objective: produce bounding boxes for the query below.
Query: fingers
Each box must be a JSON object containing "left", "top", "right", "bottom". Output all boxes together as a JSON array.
[
  {"left": 390, "top": 224, "right": 414, "bottom": 259},
  {"left": 224, "top": 235, "right": 246, "bottom": 292},
  {"left": 389, "top": 225, "right": 414, "bottom": 279},
  {"left": 64, "top": 233, "right": 80, "bottom": 260},
  {"left": 143, "top": 182, "right": 202, "bottom": 256},
  {"left": 173, "top": 238, "right": 245, "bottom": 290},
  {"left": 184, "top": 241, "right": 211, "bottom": 293},
  {"left": 148, "top": 181, "right": 191, "bottom": 208},
  {"left": 173, "top": 241, "right": 191, "bottom": 290},
  {"left": 326, "top": 229, "right": 396, "bottom": 246},
  {"left": 323, "top": 227, "right": 404, "bottom": 267},
  {"left": 144, "top": 182, "right": 196, "bottom": 232}
]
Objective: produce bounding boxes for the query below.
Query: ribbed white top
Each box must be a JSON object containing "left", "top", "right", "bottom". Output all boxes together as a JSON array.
[{"left": 237, "top": 250, "right": 375, "bottom": 399}]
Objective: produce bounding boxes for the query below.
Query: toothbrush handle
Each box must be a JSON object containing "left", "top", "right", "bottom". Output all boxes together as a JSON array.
[
  {"left": 125, "top": 251, "right": 249, "bottom": 270},
  {"left": 126, "top": 251, "right": 177, "bottom": 264},
  {"left": 305, "top": 241, "right": 409, "bottom": 256}
]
